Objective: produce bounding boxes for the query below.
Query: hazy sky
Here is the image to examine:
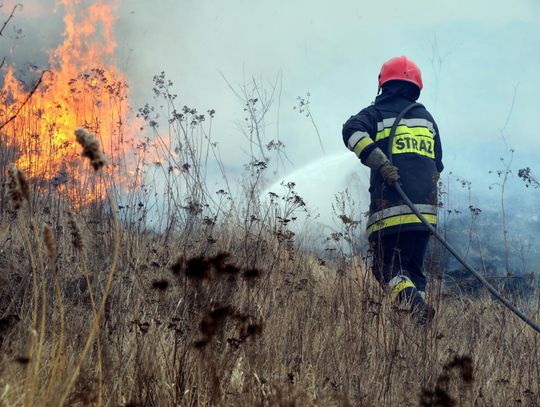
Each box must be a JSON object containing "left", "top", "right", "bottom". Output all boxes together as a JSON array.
[
  {"left": 3, "top": 0, "right": 540, "bottom": 225},
  {"left": 5, "top": 0, "right": 540, "bottom": 164},
  {"left": 112, "top": 0, "right": 540, "bottom": 165},
  {"left": 112, "top": 0, "right": 540, "bottom": 221}
]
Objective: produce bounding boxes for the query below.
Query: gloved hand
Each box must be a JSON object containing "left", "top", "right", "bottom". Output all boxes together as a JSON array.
[{"left": 379, "top": 162, "right": 400, "bottom": 185}]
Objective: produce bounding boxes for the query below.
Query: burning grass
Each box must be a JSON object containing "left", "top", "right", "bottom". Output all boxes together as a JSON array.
[{"left": 0, "top": 0, "right": 135, "bottom": 206}]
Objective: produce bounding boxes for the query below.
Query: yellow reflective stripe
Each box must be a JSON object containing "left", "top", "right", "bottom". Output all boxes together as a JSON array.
[
  {"left": 367, "top": 204, "right": 438, "bottom": 228},
  {"left": 392, "top": 134, "right": 435, "bottom": 159},
  {"left": 375, "top": 125, "right": 434, "bottom": 141},
  {"left": 390, "top": 280, "right": 416, "bottom": 300},
  {"left": 352, "top": 137, "right": 374, "bottom": 157},
  {"left": 367, "top": 214, "right": 437, "bottom": 237},
  {"left": 348, "top": 131, "right": 370, "bottom": 149}
]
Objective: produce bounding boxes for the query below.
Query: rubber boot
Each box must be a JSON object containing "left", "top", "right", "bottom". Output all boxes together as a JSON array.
[
  {"left": 410, "top": 293, "right": 435, "bottom": 325},
  {"left": 397, "top": 286, "right": 435, "bottom": 325}
]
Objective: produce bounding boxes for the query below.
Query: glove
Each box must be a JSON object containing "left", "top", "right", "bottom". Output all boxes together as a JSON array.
[
  {"left": 379, "top": 162, "right": 400, "bottom": 185},
  {"left": 363, "top": 147, "right": 400, "bottom": 184}
]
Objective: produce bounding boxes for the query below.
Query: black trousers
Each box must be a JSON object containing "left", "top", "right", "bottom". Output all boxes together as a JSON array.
[{"left": 371, "top": 230, "right": 430, "bottom": 292}]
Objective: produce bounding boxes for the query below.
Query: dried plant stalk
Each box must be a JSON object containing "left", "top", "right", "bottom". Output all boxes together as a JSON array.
[
  {"left": 7, "top": 164, "right": 30, "bottom": 210},
  {"left": 74, "top": 128, "right": 107, "bottom": 171},
  {"left": 67, "top": 211, "right": 84, "bottom": 251},
  {"left": 42, "top": 224, "right": 57, "bottom": 273}
]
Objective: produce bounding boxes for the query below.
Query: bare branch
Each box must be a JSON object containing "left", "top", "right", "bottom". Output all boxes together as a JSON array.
[
  {"left": 499, "top": 83, "right": 519, "bottom": 151},
  {"left": 294, "top": 93, "right": 325, "bottom": 154},
  {"left": 0, "top": 69, "right": 49, "bottom": 131},
  {"left": 0, "top": 3, "right": 21, "bottom": 37},
  {"left": 219, "top": 71, "right": 244, "bottom": 101},
  {"left": 0, "top": 56, "right": 5, "bottom": 70}
]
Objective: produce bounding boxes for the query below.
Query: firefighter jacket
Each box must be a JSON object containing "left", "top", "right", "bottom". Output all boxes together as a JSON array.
[{"left": 342, "top": 81, "right": 444, "bottom": 241}]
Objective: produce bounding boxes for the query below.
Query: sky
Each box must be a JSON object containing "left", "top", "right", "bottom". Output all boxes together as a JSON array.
[
  {"left": 112, "top": 0, "right": 540, "bottom": 155},
  {"left": 112, "top": 0, "right": 540, "bottom": 191},
  {"left": 4, "top": 0, "right": 540, "bottom": 164},
  {"left": 2, "top": 0, "right": 540, "bottom": 253}
]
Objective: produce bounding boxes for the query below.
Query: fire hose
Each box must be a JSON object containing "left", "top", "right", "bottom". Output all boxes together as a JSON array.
[{"left": 386, "top": 103, "right": 540, "bottom": 334}]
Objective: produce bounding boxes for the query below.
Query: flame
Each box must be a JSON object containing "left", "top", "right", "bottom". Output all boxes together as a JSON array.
[{"left": 0, "top": 0, "right": 136, "bottom": 205}]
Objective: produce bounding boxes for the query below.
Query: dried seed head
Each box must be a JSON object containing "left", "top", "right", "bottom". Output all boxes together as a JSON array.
[
  {"left": 15, "top": 356, "right": 31, "bottom": 365},
  {"left": 16, "top": 169, "right": 30, "bottom": 202},
  {"left": 43, "top": 224, "right": 56, "bottom": 256},
  {"left": 186, "top": 256, "right": 211, "bottom": 280},
  {"left": 7, "top": 164, "right": 30, "bottom": 210},
  {"left": 67, "top": 211, "right": 84, "bottom": 251},
  {"left": 246, "top": 322, "right": 264, "bottom": 337},
  {"left": 74, "top": 128, "right": 107, "bottom": 171},
  {"left": 151, "top": 279, "right": 169, "bottom": 291},
  {"left": 43, "top": 224, "right": 57, "bottom": 272},
  {"left": 243, "top": 268, "right": 261, "bottom": 280},
  {"left": 170, "top": 257, "right": 184, "bottom": 275}
]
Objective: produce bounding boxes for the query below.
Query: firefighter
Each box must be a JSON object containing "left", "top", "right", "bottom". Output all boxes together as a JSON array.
[{"left": 342, "top": 55, "right": 444, "bottom": 324}]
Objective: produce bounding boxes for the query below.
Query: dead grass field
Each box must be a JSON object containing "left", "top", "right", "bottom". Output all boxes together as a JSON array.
[
  {"left": 0, "top": 66, "right": 538, "bottom": 406},
  {"left": 0, "top": 182, "right": 539, "bottom": 406}
]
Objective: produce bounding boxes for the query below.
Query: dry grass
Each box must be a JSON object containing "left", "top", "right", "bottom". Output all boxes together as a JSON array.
[
  {"left": 0, "top": 74, "right": 539, "bottom": 406},
  {"left": 0, "top": 194, "right": 539, "bottom": 406}
]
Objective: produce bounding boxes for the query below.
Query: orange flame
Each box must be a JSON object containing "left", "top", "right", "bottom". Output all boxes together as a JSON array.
[{"left": 1, "top": 0, "right": 136, "bottom": 204}]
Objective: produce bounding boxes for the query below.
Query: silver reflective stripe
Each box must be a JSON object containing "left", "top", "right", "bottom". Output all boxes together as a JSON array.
[
  {"left": 388, "top": 275, "right": 412, "bottom": 290},
  {"left": 376, "top": 118, "right": 396, "bottom": 131},
  {"left": 376, "top": 118, "right": 435, "bottom": 135},
  {"left": 367, "top": 204, "right": 438, "bottom": 228},
  {"left": 347, "top": 131, "right": 370, "bottom": 150}
]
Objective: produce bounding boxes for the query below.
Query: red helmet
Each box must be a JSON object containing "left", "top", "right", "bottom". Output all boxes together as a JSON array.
[{"left": 378, "top": 56, "right": 423, "bottom": 90}]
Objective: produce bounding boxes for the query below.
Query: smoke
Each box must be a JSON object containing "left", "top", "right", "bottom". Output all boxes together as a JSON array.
[
  {"left": 262, "top": 149, "right": 540, "bottom": 274},
  {"left": 112, "top": 0, "right": 540, "bottom": 159},
  {"left": 0, "top": 1, "right": 62, "bottom": 75},
  {"left": 3, "top": 0, "right": 540, "bottom": 273},
  {"left": 5, "top": 1, "right": 540, "bottom": 169}
]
